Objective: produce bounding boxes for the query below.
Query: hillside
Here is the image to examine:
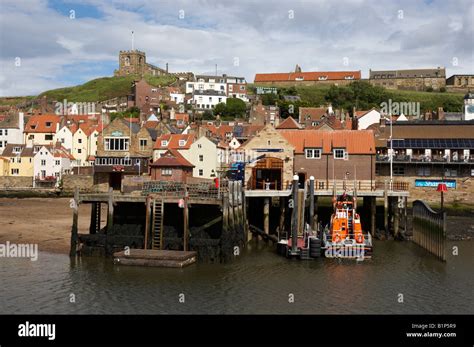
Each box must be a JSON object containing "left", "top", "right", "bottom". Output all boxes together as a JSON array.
[
  {"left": 248, "top": 83, "right": 465, "bottom": 113},
  {"left": 38, "top": 74, "right": 177, "bottom": 102}
]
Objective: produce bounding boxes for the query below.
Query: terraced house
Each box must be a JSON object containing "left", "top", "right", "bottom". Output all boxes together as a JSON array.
[{"left": 24, "top": 114, "right": 61, "bottom": 147}]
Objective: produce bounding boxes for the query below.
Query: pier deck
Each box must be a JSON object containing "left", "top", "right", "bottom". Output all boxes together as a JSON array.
[
  {"left": 113, "top": 249, "right": 197, "bottom": 267},
  {"left": 245, "top": 189, "right": 409, "bottom": 198}
]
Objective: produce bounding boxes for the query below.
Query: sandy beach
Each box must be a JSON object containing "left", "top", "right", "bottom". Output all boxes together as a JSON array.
[{"left": 0, "top": 198, "right": 98, "bottom": 254}]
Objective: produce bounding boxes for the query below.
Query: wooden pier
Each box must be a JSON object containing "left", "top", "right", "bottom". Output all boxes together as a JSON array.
[{"left": 70, "top": 180, "right": 247, "bottom": 263}]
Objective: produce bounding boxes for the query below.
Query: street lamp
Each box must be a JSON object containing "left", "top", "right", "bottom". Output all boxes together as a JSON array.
[{"left": 382, "top": 114, "right": 393, "bottom": 191}]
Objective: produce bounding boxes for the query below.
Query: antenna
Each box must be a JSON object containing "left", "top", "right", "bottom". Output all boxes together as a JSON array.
[
  {"left": 131, "top": 31, "right": 135, "bottom": 50},
  {"left": 215, "top": 64, "right": 217, "bottom": 76}
]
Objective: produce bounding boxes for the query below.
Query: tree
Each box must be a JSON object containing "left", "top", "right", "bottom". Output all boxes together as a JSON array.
[
  {"left": 213, "top": 102, "right": 227, "bottom": 118},
  {"left": 201, "top": 110, "right": 214, "bottom": 120},
  {"left": 111, "top": 106, "right": 140, "bottom": 121},
  {"left": 225, "top": 98, "right": 246, "bottom": 119}
]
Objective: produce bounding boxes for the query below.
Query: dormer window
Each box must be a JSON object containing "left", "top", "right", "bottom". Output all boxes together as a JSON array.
[
  {"left": 318, "top": 76, "right": 328, "bottom": 81},
  {"left": 344, "top": 75, "right": 354, "bottom": 80},
  {"left": 45, "top": 122, "right": 52, "bottom": 127},
  {"left": 13, "top": 146, "right": 21, "bottom": 154},
  {"left": 179, "top": 139, "right": 186, "bottom": 147},
  {"left": 161, "top": 140, "right": 168, "bottom": 147},
  {"left": 295, "top": 77, "right": 304, "bottom": 81},
  {"left": 34, "top": 146, "right": 41, "bottom": 153},
  {"left": 30, "top": 125, "right": 36, "bottom": 129}
]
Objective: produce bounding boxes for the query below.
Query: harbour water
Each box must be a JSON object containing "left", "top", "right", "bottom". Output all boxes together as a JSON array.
[{"left": 0, "top": 240, "right": 473, "bottom": 314}]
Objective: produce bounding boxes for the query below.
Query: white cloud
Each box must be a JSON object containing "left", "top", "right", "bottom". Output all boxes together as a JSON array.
[{"left": 0, "top": 0, "right": 472, "bottom": 96}]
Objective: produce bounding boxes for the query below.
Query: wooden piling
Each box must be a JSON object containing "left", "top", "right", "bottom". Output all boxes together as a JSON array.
[
  {"left": 394, "top": 198, "right": 400, "bottom": 238},
  {"left": 279, "top": 197, "right": 285, "bottom": 240},
  {"left": 290, "top": 175, "right": 299, "bottom": 255},
  {"left": 263, "top": 197, "right": 270, "bottom": 235},
  {"left": 370, "top": 197, "right": 376, "bottom": 236},
  {"left": 309, "top": 177, "right": 315, "bottom": 230},
  {"left": 383, "top": 181, "right": 389, "bottom": 234},
  {"left": 183, "top": 193, "right": 189, "bottom": 252},
  {"left": 144, "top": 196, "right": 151, "bottom": 250},
  {"left": 69, "top": 188, "right": 79, "bottom": 257},
  {"left": 107, "top": 187, "right": 114, "bottom": 233}
]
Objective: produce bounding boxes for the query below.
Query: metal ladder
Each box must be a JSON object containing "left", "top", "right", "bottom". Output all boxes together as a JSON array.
[{"left": 152, "top": 199, "right": 164, "bottom": 250}]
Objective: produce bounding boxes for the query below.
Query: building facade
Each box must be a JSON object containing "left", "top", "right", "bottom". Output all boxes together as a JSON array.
[{"left": 369, "top": 67, "right": 446, "bottom": 91}]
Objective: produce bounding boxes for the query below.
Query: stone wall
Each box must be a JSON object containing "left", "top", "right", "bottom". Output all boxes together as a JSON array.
[
  {"left": 0, "top": 176, "right": 33, "bottom": 188},
  {"left": 370, "top": 77, "right": 446, "bottom": 91},
  {"left": 62, "top": 175, "right": 95, "bottom": 193},
  {"left": 379, "top": 175, "right": 474, "bottom": 204}
]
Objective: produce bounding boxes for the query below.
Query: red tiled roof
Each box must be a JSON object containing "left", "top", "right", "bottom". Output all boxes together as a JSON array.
[
  {"left": 254, "top": 71, "right": 361, "bottom": 83},
  {"left": 279, "top": 130, "right": 375, "bottom": 154},
  {"left": 24, "top": 114, "right": 60, "bottom": 133},
  {"left": 276, "top": 116, "right": 301, "bottom": 129},
  {"left": 154, "top": 134, "right": 194, "bottom": 149},
  {"left": 150, "top": 149, "right": 194, "bottom": 168},
  {"left": 299, "top": 107, "right": 327, "bottom": 122}
]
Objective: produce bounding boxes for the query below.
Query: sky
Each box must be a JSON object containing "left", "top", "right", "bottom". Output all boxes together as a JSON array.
[{"left": 0, "top": 0, "right": 473, "bottom": 97}]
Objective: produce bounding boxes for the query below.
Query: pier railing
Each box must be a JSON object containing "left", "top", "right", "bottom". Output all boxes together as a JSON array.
[
  {"left": 142, "top": 180, "right": 228, "bottom": 199},
  {"left": 412, "top": 200, "right": 446, "bottom": 261}
]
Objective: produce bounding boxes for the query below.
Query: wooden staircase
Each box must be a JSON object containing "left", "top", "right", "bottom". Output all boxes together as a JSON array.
[{"left": 152, "top": 199, "right": 164, "bottom": 250}]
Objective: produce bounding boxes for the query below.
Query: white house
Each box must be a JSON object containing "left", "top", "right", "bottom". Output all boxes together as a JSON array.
[
  {"left": 356, "top": 109, "right": 381, "bottom": 130},
  {"left": 33, "top": 145, "right": 74, "bottom": 185},
  {"left": 53, "top": 124, "right": 74, "bottom": 152},
  {"left": 192, "top": 90, "right": 227, "bottom": 110},
  {"left": 188, "top": 136, "right": 221, "bottom": 179},
  {"left": 0, "top": 112, "right": 24, "bottom": 154}
]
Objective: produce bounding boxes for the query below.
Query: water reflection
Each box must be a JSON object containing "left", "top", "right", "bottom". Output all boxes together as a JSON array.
[{"left": 0, "top": 241, "right": 472, "bottom": 314}]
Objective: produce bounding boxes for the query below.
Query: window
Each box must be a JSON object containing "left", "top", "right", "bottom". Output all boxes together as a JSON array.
[
  {"left": 45, "top": 134, "right": 53, "bottom": 141},
  {"left": 161, "top": 168, "right": 172, "bottom": 176},
  {"left": 161, "top": 140, "right": 168, "bottom": 147},
  {"left": 444, "top": 169, "right": 457, "bottom": 177},
  {"left": 199, "top": 169, "right": 203, "bottom": 176},
  {"left": 393, "top": 166, "right": 405, "bottom": 175},
  {"left": 416, "top": 167, "right": 431, "bottom": 176},
  {"left": 11, "top": 158, "right": 15, "bottom": 163},
  {"left": 78, "top": 149, "right": 82, "bottom": 154},
  {"left": 334, "top": 149, "right": 346, "bottom": 159},
  {"left": 78, "top": 138, "right": 82, "bottom": 144},
  {"left": 45, "top": 122, "right": 52, "bottom": 128},
  {"left": 104, "top": 138, "right": 130, "bottom": 151},
  {"left": 34, "top": 146, "right": 40, "bottom": 153},
  {"left": 179, "top": 140, "right": 186, "bottom": 147},
  {"left": 0, "top": 130, "right": 2, "bottom": 135},
  {"left": 11, "top": 168, "right": 19, "bottom": 175},
  {"left": 60, "top": 138, "right": 65, "bottom": 143},
  {"left": 18, "top": 158, "right": 21, "bottom": 163},
  {"left": 305, "top": 148, "right": 321, "bottom": 159},
  {"left": 41, "top": 160, "right": 46, "bottom": 166},
  {"left": 55, "top": 172, "right": 60, "bottom": 178},
  {"left": 139, "top": 139, "right": 148, "bottom": 151},
  {"left": 229, "top": 85, "right": 233, "bottom": 91},
  {"left": 0, "top": 141, "right": 3, "bottom": 148},
  {"left": 4, "top": 130, "right": 7, "bottom": 136},
  {"left": 13, "top": 146, "right": 21, "bottom": 154},
  {"left": 198, "top": 144, "right": 202, "bottom": 149},
  {"left": 199, "top": 155, "right": 203, "bottom": 162},
  {"left": 55, "top": 160, "right": 60, "bottom": 165}
]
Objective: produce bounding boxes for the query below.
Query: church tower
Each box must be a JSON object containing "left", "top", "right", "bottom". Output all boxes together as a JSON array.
[{"left": 115, "top": 50, "right": 147, "bottom": 76}]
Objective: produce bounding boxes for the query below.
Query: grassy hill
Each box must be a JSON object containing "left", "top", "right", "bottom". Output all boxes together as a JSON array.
[
  {"left": 38, "top": 74, "right": 177, "bottom": 102},
  {"left": 248, "top": 83, "right": 465, "bottom": 113}
]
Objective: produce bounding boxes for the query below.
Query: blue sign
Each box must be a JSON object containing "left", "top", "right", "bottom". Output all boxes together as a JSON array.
[{"left": 415, "top": 180, "right": 456, "bottom": 189}]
